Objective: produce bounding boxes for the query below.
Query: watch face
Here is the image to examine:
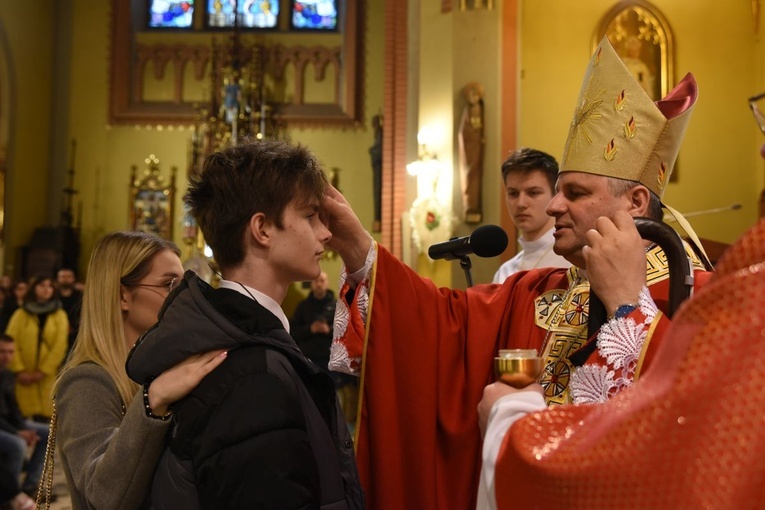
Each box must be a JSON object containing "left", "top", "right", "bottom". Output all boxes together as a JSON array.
[{"left": 614, "top": 304, "right": 638, "bottom": 319}]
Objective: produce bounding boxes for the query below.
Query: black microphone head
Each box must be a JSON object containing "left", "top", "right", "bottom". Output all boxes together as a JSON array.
[{"left": 469, "top": 225, "right": 508, "bottom": 258}]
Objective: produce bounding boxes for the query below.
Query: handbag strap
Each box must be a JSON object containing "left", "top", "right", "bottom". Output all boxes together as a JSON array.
[{"left": 35, "top": 400, "right": 57, "bottom": 510}]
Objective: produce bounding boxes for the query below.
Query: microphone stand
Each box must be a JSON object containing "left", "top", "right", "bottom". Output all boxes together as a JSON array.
[{"left": 459, "top": 256, "right": 474, "bottom": 287}]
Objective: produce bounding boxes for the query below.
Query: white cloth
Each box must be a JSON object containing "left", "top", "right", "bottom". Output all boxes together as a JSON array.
[
  {"left": 218, "top": 279, "right": 290, "bottom": 333},
  {"left": 492, "top": 228, "right": 571, "bottom": 283},
  {"left": 476, "top": 391, "right": 547, "bottom": 510}
]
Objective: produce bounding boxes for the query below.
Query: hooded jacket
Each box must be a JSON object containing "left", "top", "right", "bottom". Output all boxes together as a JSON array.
[{"left": 126, "top": 271, "right": 364, "bottom": 510}]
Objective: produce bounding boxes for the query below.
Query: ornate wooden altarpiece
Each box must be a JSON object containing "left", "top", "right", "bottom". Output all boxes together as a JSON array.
[{"left": 130, "top": 154, "right": 177, "bottom": 240}]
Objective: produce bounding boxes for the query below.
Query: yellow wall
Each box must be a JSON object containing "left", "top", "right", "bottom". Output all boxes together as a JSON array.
[
  {"left": 1, "top": 0, "right": 762, "bottom": 290},
  {"left": 519, "top": 0, "right": 761, "bottom": 244},
  {"left": 0, "top": 0, "right": 382, "bottom": 297},
  {"left": 0, "top": 1, "right": 56, "bottom": 276},
  {"left": 411, "top": 1, "right": 503, "bottom": 288}
]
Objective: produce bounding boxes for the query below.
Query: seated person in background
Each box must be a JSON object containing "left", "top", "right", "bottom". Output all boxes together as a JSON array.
[
  {"left": 0, "top": 334, "right": 48, "bottom": 499},
  {"left": 493, "top": 148, "right": 571, "bottom": 283},
  {"left": 0, "top": 464, "right": 34, "bottom": 510},
  {"left": 126, "top": 140, "right": 364, "bottom": 509}
]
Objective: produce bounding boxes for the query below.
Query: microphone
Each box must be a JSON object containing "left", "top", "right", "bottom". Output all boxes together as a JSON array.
[{"left": 428, "top": 225, "right": 508, "bottom": 261}]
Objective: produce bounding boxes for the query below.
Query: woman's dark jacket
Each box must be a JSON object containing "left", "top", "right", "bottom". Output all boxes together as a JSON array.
[{"left": 125, "top": 271, "right": 364, "bottom": 510}]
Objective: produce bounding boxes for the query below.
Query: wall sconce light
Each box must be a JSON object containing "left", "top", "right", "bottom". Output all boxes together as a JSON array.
[
  {"left": 406, "top": 143, "right": 442, "bottom": 180},
  {"left": 407, "top": 127, "right": 445, "bottom": 190},
  {"left": 406, "top": 129, "right": 454, "bottom": 257}
]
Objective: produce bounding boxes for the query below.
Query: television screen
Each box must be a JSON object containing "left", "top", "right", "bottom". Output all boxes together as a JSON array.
[
  {"left": 207, "top": 0, "right": 278, "bottom": 28},
  {"left": 149, "top": 0, "right": 194, "bottom": 28},
  {"left": 291, "top": 0, "right": 338, "bottom": 31}
]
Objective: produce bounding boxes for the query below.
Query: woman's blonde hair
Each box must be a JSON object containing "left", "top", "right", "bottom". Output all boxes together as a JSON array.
[{"left": 55, "top": 231, "right": 180, "bottom": 407}]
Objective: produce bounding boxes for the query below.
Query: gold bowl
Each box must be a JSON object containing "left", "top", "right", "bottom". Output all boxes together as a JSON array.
[{"left": 494, "top": 352, "right": 544, "bottom": 388}]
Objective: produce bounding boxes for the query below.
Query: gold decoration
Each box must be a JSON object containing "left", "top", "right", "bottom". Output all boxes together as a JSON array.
[
  {"left": 614, "top": 90, "right": 626, "bottom": 111},
  {"left": 561, "top": 37, "right": 696, "bottom": 200},
  {"left": 604, "top": 139, "right": 618, "bottom": 161},
  {"left": 657, "top": 161, "right": 668, "bottom": 189},
  {"left": 623, "top": 116, "right": 637, "bottom": 139}
]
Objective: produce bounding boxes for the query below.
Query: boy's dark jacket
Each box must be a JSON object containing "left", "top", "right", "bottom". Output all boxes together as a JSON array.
[{"left": 126, "top": 271, "right": 364, "bottom": 510}]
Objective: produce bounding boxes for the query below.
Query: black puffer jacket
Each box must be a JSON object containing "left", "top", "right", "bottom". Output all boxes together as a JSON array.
[{"left": 126, "top": 271, "right": 364, "bottom": 510}]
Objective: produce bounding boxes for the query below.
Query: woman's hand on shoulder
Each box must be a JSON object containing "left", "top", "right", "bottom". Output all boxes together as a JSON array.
[{"left": 147, "top": 350, "right": 228, "bottom": 415}]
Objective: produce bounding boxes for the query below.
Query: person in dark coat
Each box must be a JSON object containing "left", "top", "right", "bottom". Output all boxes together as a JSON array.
[
  {"left": 291, "top": 271, "right": 335, "bottom": 371},
  {"left": 0, "top": 334, "right": 49, "bottom": 499},
  {"left": 291, "top": 272, "right": 359, "bottom": 429},
  {"left": 126, "top": 140, "right": 364, "bottom": 510},
  {"left": 56, "top": 268, "right": 82, "bottom": 355}
]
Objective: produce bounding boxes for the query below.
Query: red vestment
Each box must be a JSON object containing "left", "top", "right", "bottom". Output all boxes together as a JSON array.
[
  {"left": 333, "top": 244, "right": 710, "bottom": 510},
  {"left": 493, "top": 219, "right": 765, "bottom": 508}
]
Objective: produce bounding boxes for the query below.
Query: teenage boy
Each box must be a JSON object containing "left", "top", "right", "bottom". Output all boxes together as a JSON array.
[
  {"left": 493, "top": 148, "right": 570, "bottom": 283},
  {"left": 126, "top": 140, "right": 364, "bottom": 509}
]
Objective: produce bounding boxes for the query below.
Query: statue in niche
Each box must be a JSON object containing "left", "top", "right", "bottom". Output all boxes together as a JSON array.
[
  {"left": 620, "top": 36, "right": 656, "bottom": 99},
  {"left": 369, "top": 114, "right": 383, "bottom": 232},
  {"left": 458, "top": 82, "right": 485, "bottom": 224}
]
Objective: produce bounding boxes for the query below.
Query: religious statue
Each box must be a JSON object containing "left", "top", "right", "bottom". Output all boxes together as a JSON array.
[
  {"left": 369, "top": 114, "right": 383, "bottom": 232},
  {"left": 458, "top": 82, "right": 485, "bottom": 224},
  {"left": 621, "top": 36, "right": 656, "bottom": 99}
]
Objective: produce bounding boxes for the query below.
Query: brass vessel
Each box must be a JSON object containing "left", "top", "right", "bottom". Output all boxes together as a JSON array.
[{"left": 494, "top": 349, "right": 543, "bottom": 388}]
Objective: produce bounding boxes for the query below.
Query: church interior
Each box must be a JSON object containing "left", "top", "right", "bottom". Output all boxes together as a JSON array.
[
  {"left": 0, "top": 0, "right": 763, "bottom": 298},
  {"left": 0, "top": 1, "right": 764, "bottom": 508}
]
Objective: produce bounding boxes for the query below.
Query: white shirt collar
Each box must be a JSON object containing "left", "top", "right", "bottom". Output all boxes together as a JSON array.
[
  {"left": 218, "top": 279, "right": 290, "bottom": 333},
  {"left": 518, "top": 226, "right": 555, "bottom": 253}
]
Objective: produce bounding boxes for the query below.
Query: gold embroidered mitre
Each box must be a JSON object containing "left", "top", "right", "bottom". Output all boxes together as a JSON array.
[{"left": 561, "top": 36, "right": 697, "bottom": 200}]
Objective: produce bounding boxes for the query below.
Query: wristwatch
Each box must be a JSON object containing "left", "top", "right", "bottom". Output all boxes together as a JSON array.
[{"left": 613, "top": 304, "right": 638, "bottom": 319}]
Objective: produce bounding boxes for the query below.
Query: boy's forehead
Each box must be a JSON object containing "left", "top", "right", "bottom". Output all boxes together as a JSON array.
[
  {"left": 507, "top": 169, "right": 551, "bottom": 186},
  {"left": 292, "top": 196, "right": 320, "bottom": 210}
]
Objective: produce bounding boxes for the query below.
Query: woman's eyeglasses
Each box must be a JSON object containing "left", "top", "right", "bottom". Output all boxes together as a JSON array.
[{"left": 130, "top": 277, "right": 179, "bottom": 294}]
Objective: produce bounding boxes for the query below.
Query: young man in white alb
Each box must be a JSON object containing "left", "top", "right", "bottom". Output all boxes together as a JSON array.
[{"left": 492, "top": 148, "right": 570, "bottom": 283}]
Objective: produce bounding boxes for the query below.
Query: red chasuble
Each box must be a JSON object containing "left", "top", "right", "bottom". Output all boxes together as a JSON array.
[
  {"left": 492, "top": 219, "right": 765, "bottom": 509},
  {"left": 334, "top": 244, "right": 710, "bottom": 510}
]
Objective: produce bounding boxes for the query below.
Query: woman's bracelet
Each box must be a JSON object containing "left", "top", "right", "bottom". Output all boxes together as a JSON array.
[{"left": 143, "top": 379, "right": 173, "bottom": 421}]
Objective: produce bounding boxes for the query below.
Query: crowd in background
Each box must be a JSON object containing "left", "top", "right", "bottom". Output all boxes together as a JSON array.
[{"left": 0, "top": 269, "right": 82, "bottom": 510}]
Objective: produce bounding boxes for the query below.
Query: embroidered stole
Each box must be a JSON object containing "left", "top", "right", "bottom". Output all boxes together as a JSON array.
[{"left": 534, "top": 242, "right": 704, "bottom": 406}]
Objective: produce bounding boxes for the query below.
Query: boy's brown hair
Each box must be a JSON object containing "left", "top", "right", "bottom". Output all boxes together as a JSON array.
[{"left": 185, "top": 140, "right": 328, "bottom": 270}]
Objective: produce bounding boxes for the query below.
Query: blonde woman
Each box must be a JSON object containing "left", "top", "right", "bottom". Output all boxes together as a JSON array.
[{"left": 53, "top": 231, "right": 226, "bottom": 510}]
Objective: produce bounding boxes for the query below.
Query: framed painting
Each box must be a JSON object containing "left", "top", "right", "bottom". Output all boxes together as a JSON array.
[
  {"left": 595, "top": 0, "right": 677, "bottom": 180},
  {"left": 594, "top": 0, "right": 674, "bottom": 102},
  {"left": 129, "top": 155, "right": 177, "bottom": 239}
]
